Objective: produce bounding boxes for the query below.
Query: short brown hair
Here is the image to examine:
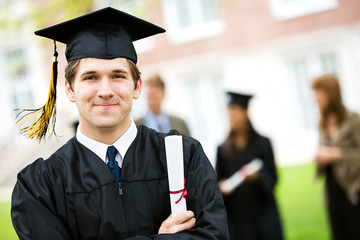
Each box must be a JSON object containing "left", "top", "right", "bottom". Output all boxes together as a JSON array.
[
  {"left": 145, "top": 73, "right": 165, "bottom": 90},
  {"left": 311, "top": 74, "right": 346, "bottom": 128},
  {"left": 65, "top": 58, "right": 141, "bottom": 89},
  {"left": 64, "top": 59, "right": 81, "bottom": 88}
]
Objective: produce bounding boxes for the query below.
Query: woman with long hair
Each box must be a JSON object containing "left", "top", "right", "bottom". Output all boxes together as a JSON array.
[
  {"left": 216, "top": 92, "right": 283, "bottom": 240},
  {"left": 312, "top": 74, "right": 360, "bottom": 240}
]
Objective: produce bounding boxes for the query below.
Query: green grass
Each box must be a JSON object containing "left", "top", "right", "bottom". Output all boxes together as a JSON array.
[
  {"left": 0, "top": 202, "right": 17, "bottom": 240},
  {"left": 276, "top": 163, "right": 331, "bottom": 240},
  {"left": 0, "top": 163, "right": 330, "bottom": 239}
]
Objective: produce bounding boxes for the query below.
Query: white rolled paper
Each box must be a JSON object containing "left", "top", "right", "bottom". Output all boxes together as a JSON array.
[
  {"left": 221, "top": 158, "right": 264, "bottom": 193},
  {"left": 165, "top": 135, "right": 187, "bottom": 217}
]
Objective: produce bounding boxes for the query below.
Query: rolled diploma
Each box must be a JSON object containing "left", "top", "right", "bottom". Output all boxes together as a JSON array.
[
  {"left": 165, "top": 135, "right": 187, "bottom": 217},
  {"left": 221, "top": 158, "right": 264, "bottom": 193}
]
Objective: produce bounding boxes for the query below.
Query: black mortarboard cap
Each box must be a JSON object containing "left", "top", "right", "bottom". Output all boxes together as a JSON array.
[
  {"left": 35, "top": 7, "right": 165, "bottom": 63},
  {"left": 16, "top": 7, "right": 165, "bottom": 141},
  {"left": 227, "top": 92, "right": 253, "bottom": 109}
]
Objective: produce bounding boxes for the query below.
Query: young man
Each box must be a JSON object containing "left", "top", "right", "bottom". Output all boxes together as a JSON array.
[
  {"left": 135, "top": 74, "right": 191, "bottom": 136},
  {"left": 11, "top": 7, "right": 228, "bottom": 239}
]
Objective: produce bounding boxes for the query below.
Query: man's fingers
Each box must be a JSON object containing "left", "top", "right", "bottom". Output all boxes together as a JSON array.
[
  {"left": 169, "top": 211, "right": 196, "bottom": 233},
  {"left": 172, "top": 210, "right": 194, "bottom": 224},
  {"left": 177, "top": 215, "right": 196, "bottom": 232},
  {"left": 158, "top": 211, "right": 196, "bottom": 234}
]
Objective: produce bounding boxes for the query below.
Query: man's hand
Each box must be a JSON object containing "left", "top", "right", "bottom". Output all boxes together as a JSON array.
[{"left": 158, "top": 210, "right": 196, "bottom": 234}]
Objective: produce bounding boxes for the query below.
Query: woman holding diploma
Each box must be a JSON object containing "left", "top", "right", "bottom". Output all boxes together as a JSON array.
[
  {"left": 11, "top": 7, "right": 228, "bottom": 239},
  {"left": 216, "top": 92, "right": 283, "bottom": 240}
]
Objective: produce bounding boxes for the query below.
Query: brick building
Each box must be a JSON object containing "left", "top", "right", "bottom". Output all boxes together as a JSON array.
[
  {"left": 1, "top": 0, "right": 360, "bottom": 190},
  {"left": 133, "top": 0, "right": 360, "bottom": 166}
]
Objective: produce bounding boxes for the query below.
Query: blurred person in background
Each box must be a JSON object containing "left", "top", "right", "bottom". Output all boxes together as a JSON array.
[
  {"left": 312, "top": 74, "right": 360, "bottom": 240},
  {"left": 216, "top": 92, "right": 283, "bottom": 240},
  {"left": 135, "top": 74, "right": 190, "bottom": 136}
]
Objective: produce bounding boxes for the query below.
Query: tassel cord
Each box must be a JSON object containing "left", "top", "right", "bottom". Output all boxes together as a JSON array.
[{"left": 15, "top": 41, "right": 58, "bottom": 141}]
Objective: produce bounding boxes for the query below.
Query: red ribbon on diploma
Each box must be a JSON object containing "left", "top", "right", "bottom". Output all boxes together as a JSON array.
[
  {"left": 239, "top": 166, "right": 248, "bottom": 177},
  {"left": 169, "top": 178, "right": 187, "bottom": 204}
]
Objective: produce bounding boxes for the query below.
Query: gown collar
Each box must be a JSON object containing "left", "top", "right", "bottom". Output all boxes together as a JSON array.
[{"left": 76, "top": 119, "right": 138, "bottom": 165}]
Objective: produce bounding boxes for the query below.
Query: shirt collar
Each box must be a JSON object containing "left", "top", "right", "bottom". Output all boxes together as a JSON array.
[
  {"left": 146, "top": 110, "right": 166, "bottom": 118},
  {"left": 76, "top": 119, "right": 138, "bottom": 163}
]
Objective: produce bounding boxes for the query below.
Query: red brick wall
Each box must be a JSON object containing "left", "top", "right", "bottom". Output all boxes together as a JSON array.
[{"left": 138, "top": 0, "right": 360, "bottom": 66}]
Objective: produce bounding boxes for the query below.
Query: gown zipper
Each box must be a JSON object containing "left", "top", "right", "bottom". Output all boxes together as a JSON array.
[{"left": 118, "top": 182, "right": 123, "bottom": 195}]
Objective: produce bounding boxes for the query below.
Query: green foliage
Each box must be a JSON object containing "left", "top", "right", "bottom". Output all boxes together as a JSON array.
[
  {"left": 0, "top": 0, "right": 21, "bottom": 29},
  {"left": 1, "top": 0, "right": 163, "bottom": 31},
  {"left": 0, "top": 0, "right": 95, "bottom": 31},
  {"left": 30, "top": 0, "right": 95, "bottom": 29}
]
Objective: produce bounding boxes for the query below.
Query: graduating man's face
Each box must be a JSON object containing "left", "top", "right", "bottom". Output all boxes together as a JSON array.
[{"left": 65, "top": 57, "right": 141, "bottom": 135}]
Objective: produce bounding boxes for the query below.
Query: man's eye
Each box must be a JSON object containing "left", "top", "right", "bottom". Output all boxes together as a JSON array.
[
  {"left": 113, "top": 75, "right": 125, "bottom": 79},
  {"left": 84, "top": 76, "right": 96, "bottom": 80}
]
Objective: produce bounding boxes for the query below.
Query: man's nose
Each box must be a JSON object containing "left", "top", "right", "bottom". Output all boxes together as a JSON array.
[{"left": 98, "top": 78, "right": 115, "bottom": 98}]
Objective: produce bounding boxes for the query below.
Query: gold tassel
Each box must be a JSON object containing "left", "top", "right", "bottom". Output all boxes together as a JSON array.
[{"left": 16, "top": 41, "right": 58, "bottom": 142}]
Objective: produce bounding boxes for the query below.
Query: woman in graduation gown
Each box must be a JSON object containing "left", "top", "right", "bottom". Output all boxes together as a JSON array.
[
  {"left": 216, "top": 92, "right": 283, "bottom": 240},
  {"left": 11, "top": 7, "right": 229, "bottom": 240}
]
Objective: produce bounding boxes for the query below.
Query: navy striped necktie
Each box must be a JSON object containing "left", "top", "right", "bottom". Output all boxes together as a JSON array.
[{"left": 107, "top": 146, "right": 121, "bottom": 183}]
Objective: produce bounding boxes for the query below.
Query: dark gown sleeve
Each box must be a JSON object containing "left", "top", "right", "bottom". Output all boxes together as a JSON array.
[
  {"left": 11, "top": 158, "right": 71, "bottom": 240},
  {"left": 256, "top": 138, "right": 278, "bottom": 199},
  {"left": 215, "top": 146, "right": 226, "bottom": 181},
  {"left": 126, "top": 140, "right": 229, "bottom": 240},
  {"left": 182, "top": 140, "right": 229, "bottom": 239}
]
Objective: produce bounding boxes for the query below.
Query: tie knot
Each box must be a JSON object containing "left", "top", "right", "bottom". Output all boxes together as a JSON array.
[
  {"left": 107, "top": 146, "right": 117, "bottom": 163},
  {"left": 106, "top": 146, "right": 120, "bottom": 184}
]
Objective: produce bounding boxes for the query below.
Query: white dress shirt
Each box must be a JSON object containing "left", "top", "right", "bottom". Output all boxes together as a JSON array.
[{"left": 76, "top": 119, "right": 138, "bottom": 167}]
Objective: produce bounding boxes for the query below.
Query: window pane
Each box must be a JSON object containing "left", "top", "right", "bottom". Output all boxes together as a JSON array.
[
  {"left": 201, "top": 0, "right": 218, "bottom": 22},
  {"left": 175, "top": 0, "right": 192, "bottom": 27},
  {"left": 5, "top": 49, "right": 33, "bottom": 112},
  {"left": 287, "top": 52, "right": 339, "bottom": 130},
  {"left": 320, "top": 53, "right": 337, "bottom": 75},
  {"left": 162, "top": 0, "right": 224, "bottom": 44}
]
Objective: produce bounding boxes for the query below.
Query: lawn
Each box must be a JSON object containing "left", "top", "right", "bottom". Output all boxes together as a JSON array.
[
  {"left": 276, "top": 163, "right": 331, "bottom": 240},
  {"left": 0, "top": 163, "right": 330, "bottom": 239},
  {"left": 0, "top": 202, "right": 17, "bottom": 240}
]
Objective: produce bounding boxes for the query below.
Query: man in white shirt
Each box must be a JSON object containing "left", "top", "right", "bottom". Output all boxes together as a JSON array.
[{"left": 136, "top": 74, "right": 190, "bottom": 136}]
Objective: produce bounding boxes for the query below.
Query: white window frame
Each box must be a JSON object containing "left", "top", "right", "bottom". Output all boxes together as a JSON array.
[
  {"left": 269, "top": 0, "right": 338, "bottom": 20},
  {"left": 4, "top": 48, "right": 33, "bottom": 116},
  {"left": 162, "top": 0, "right": 225, "bottom": 44},
  {"left": 177, "top": 68, "right": 227, "bottom": 153},
  {"left": 286, "top": 51, "right": 339, "bottom": 130}
]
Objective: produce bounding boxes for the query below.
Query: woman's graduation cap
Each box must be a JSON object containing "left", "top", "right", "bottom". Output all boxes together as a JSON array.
[
  {"left": 227, "top": 92, "right": 253, "bottom": 109},
  {"left": 16, "top": 7, "right": 165, "bottom": 141}
]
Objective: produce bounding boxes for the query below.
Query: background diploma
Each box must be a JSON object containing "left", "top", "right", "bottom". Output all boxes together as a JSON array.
[{"left": 221, "top": 158, "right": 263, "bottom": 193}]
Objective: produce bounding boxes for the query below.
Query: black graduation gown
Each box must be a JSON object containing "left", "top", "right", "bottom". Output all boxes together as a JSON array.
[
  {"left": 216, "top": 132, "right": 283, "bottom": 240},
  {"left": 11, "top": 126, "right": 229, "bottom": 240}
]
